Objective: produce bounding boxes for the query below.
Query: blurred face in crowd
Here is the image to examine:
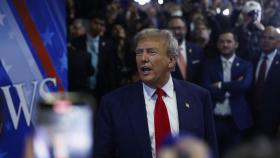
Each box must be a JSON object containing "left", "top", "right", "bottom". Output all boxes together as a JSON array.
[
  {"left": 217, "top": 32, "right": 238, "bottom": 58},
  {"left": 260, "top": 26, "right": 279, "bottom": 54},
  {"left": 71, "top": 20, "right": 87, "bottom": 37},
  {"left": 89, "top": 18, "right": 105, "bottom": 37},
  {"left": 193, "top": 23, "right": 210, "bottom": 46},
  {"left": 112, "top": 24, "right": 126, "bottom": 40},
  {"left": 168, "top": 18, "right": 187, "bottom": 45},
  {"left": 146, "top": 5, "right": 157, "bottom": 17},
  {"left": 135, "top": 37, "right": 175, "bottom": 88}
]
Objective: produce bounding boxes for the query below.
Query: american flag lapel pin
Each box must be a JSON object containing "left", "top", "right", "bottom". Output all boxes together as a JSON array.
[
  {"left": 185, "top": 102, "right": 190, "bottom": 109},
  {"left": 101, "top": 41, "right": 106, "bottom": 46}
]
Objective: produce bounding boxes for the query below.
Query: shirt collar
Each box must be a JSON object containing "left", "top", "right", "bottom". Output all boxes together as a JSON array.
[
  {"left": 261, "top": 49, "right": 277, "bottom": 61},
  {"left": 179, "top": 40, "right": 186, "bottom": 50},
  {"left": 143, "top": 75, "right": 174, "bottom": 99},
  {"left": 220, "top": 54, "right": 235, "bottom": 64},
  {"left": 87, "top": 34, "right": 100, "bottom": 42}
]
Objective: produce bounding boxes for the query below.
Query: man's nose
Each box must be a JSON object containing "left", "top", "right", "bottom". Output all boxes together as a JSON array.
[
  {"left": 141, "top": 52, "right": 149, "bottom": 62},
  {"left": 174, "top": 29, "right": 181, "bottom": 34},
  {"left": 223, "top": 42, "right": 228, "bottom": 47}
]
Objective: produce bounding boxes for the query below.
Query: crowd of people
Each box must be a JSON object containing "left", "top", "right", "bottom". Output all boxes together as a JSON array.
[{"left": 67, "top": 0, "right": 280, "bottom": 157}]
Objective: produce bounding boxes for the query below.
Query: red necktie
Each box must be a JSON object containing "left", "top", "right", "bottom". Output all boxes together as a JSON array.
[
  {"left": 154, "top": 88, "right": 171, "bottom": 153},
  {"left": 256, "top": 56, "right": 267, "bottom": 86},
  {"left": 254, "top": 56, "right": 267, "bottom": 109}
]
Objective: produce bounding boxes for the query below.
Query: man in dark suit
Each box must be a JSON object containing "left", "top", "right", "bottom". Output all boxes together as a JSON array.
[
  {"left": 201, "top": 30, "right": 253, "bottom": 155},
  {"left": 251, "top": 26, "right": 280, "bottom": 138},
  {"left": 168, "top": 16, "right": 204, "bottom": 84},
  {"left": 70, "top": 14, "right": 113, "bottom": 101},
  {"left": 67, "top": 47, "right": 94, "bottom": 92},
  {"left": 94, "top": 28, "right": 218, "bottom": 158}
]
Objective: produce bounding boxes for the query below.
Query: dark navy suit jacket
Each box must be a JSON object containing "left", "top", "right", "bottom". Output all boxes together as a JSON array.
[
  {"left": 172, "top": 42, "right": 204, "bottom": 84},
  {"left": 251, "top": 50, "right": 280, "bottom": 135},
  {"left": 94, "top": 79, "right": 218, "bottom": 158},
  {"left": 201, "top": 56, "right": 253, "bottom": 130}
]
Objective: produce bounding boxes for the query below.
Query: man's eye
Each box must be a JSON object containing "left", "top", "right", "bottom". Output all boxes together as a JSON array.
[
  {"left": 135, "top": 50, "right": 143, "bottom": 55},
  {"left": 147, "top": 49, "right": 157, "bottom": 55}
]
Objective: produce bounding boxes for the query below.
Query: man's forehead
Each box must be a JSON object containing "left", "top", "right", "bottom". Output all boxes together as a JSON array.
[
  {"left": 169, "top": 18, "right": 185, "bottom": 25},
  {"left": 262, "top": 29, "right": 276, "bottom": 36},
  {"left": 137, "top": 37, "right": 163, "bottom": 44},
  {"left": 136, "top": 38, "right": 165, "bottom": 50},
  {"left": 219, "top": 33, "right": 234, "bottom": 39}
]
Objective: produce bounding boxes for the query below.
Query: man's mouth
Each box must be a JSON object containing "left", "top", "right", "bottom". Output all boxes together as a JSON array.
[{"left": 141, "top": 66, "right": 152, "bottom": 74}]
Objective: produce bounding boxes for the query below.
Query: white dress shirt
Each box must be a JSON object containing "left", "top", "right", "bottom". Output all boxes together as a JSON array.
[
  {"left": 143, "top": 76, "right": 179, "bottom": 158},
  {"left": 86, "top": 34, "right": 100, "bottom": 89},
  {"left": 214, "top": 55, "right": 235, "bottom": 116}
]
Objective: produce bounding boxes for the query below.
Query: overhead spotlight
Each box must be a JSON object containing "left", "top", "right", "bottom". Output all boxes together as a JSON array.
[
  {"left": 216, "top": 8, "right": 221, "bottom": 14},
  {"left": 158, "top": 0, "right": 163, "bottom": 5},
  {"left": 276, "top": 28, "right": 280, "bottom": 34},
  {"left": 222, "top": 8, "right": 230, "bottom": 16},
  {"left": 134, "top": 0, "right": 151, "bottom": 5}
]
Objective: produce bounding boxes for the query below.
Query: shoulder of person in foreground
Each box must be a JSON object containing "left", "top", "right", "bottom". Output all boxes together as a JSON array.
[{"left": 173, "top": 78, "right": 210, "bottom": 96}]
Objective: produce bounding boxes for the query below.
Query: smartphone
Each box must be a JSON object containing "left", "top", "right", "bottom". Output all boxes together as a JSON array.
[{"left": 31, "top": 92, "right": 96, "bottom": 158}]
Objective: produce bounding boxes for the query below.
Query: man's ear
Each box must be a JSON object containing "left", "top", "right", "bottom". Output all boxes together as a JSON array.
[
  {"left": 235, "top": 41, "right": 239, "bottom": 49},
  {"left": 168, "top": 56, "right": 177, "bottom": 71}
]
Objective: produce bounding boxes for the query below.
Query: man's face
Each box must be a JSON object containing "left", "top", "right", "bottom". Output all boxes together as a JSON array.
[
  {"left": 168, "top": 18, "right": 187, "bottom": 45},
  {"left": 217, "top": 33, "right": 238, "bottom": 57},
  {"left": 135, "top": 37, "right": 174, "bottom": 88},
  {"left": 72, "top": 22, "right": 86, "bottom": 37},
  {"left": 260, "top": 27, "right": 278, "bottom": 54},
  {"left": 89, "top": 18, "right": 105, "bottom": 37},
  {"left": 194, "top": 24, "right": 210, "bottom": 42}
]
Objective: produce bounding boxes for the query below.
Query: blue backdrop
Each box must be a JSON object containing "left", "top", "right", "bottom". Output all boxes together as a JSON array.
[{"left": 0, "top": 0, "right": 66, "bottom": 157}]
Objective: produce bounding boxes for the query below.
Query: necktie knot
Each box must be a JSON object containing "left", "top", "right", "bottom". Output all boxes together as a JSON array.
[
  {"left": 156, "top": 88, "right": 164, "bottom": 98},
  {"left": 262, "top": 55, "right": 268, "bottom": 61},
  {"left": 223, "top": 60, "right": 231, "bottom": 67}
]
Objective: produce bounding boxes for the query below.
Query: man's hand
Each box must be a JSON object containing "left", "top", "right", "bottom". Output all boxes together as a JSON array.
[
  {"left": 212, "top": 82, "right": 221, "bottom": 89},
  {"left": 237, "top": 76, "right": 244, "bottom": 81},
  {"left": 253, "top": 21, "right": 265, "bottom": 31}
]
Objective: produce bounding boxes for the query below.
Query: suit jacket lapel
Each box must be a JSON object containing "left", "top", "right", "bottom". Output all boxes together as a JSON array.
[
  {"left": 217, "top": 58, "right": 223, "bottom": 81},
  {"left": 173, "top": 79, "right": 198, "bottom": 133},
  {"left": 186, "top": 43, "right": 192, "bottom": 66},
  {"left": 266, "top": 51, "right": 280, "bottom": 81},
  {"left": 127, "top": 82, "right": 152, "bottom": 158},
  {"left": 231, "top": 57, "right": 241, "bottom": 79}
]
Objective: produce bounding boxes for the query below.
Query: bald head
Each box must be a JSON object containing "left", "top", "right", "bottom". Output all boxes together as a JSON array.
[{"left": 260, "top": 26, "right": 280, "bottom": 54}]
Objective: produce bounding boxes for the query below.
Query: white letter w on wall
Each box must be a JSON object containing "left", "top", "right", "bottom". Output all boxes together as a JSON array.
[{"left": 1, "top": 81, "right": 37, "bottom": 130}]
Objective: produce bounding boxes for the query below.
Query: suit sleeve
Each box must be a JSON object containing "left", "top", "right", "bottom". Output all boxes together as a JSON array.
[
  {"left": 201, "top": 61, "right": 225, "bottom": 102},
  {"left": 94, "top": 96, "right": 116, "bottom": 158},
  {"left": 203, "top": 90, "right": 219, "bottom": 158},
  {"left": 221, "top": 62, "right": 253, "bottom": 95}
]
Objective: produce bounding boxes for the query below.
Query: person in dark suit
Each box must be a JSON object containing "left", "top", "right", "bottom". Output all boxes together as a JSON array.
[
  {"left": 67, "top": 47, "right": 94, "bottom": 92},
  {"left": 201, "top": 30, "right": 253, "bottom": 156},
  {"left": 70, "top": 14, "right": 114, "bottom": 101},
  {"left": 168, "top": 16, "right": 204, "bottom": 84},
  {"left": 94, "top": 28, "right": 218, "bottom": 158},
  {"left": 94, "top": 24, "right": 135, "bottom": 101},
  {"left": 251, "top": 26, "right": 280, "bottom": 138}
]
